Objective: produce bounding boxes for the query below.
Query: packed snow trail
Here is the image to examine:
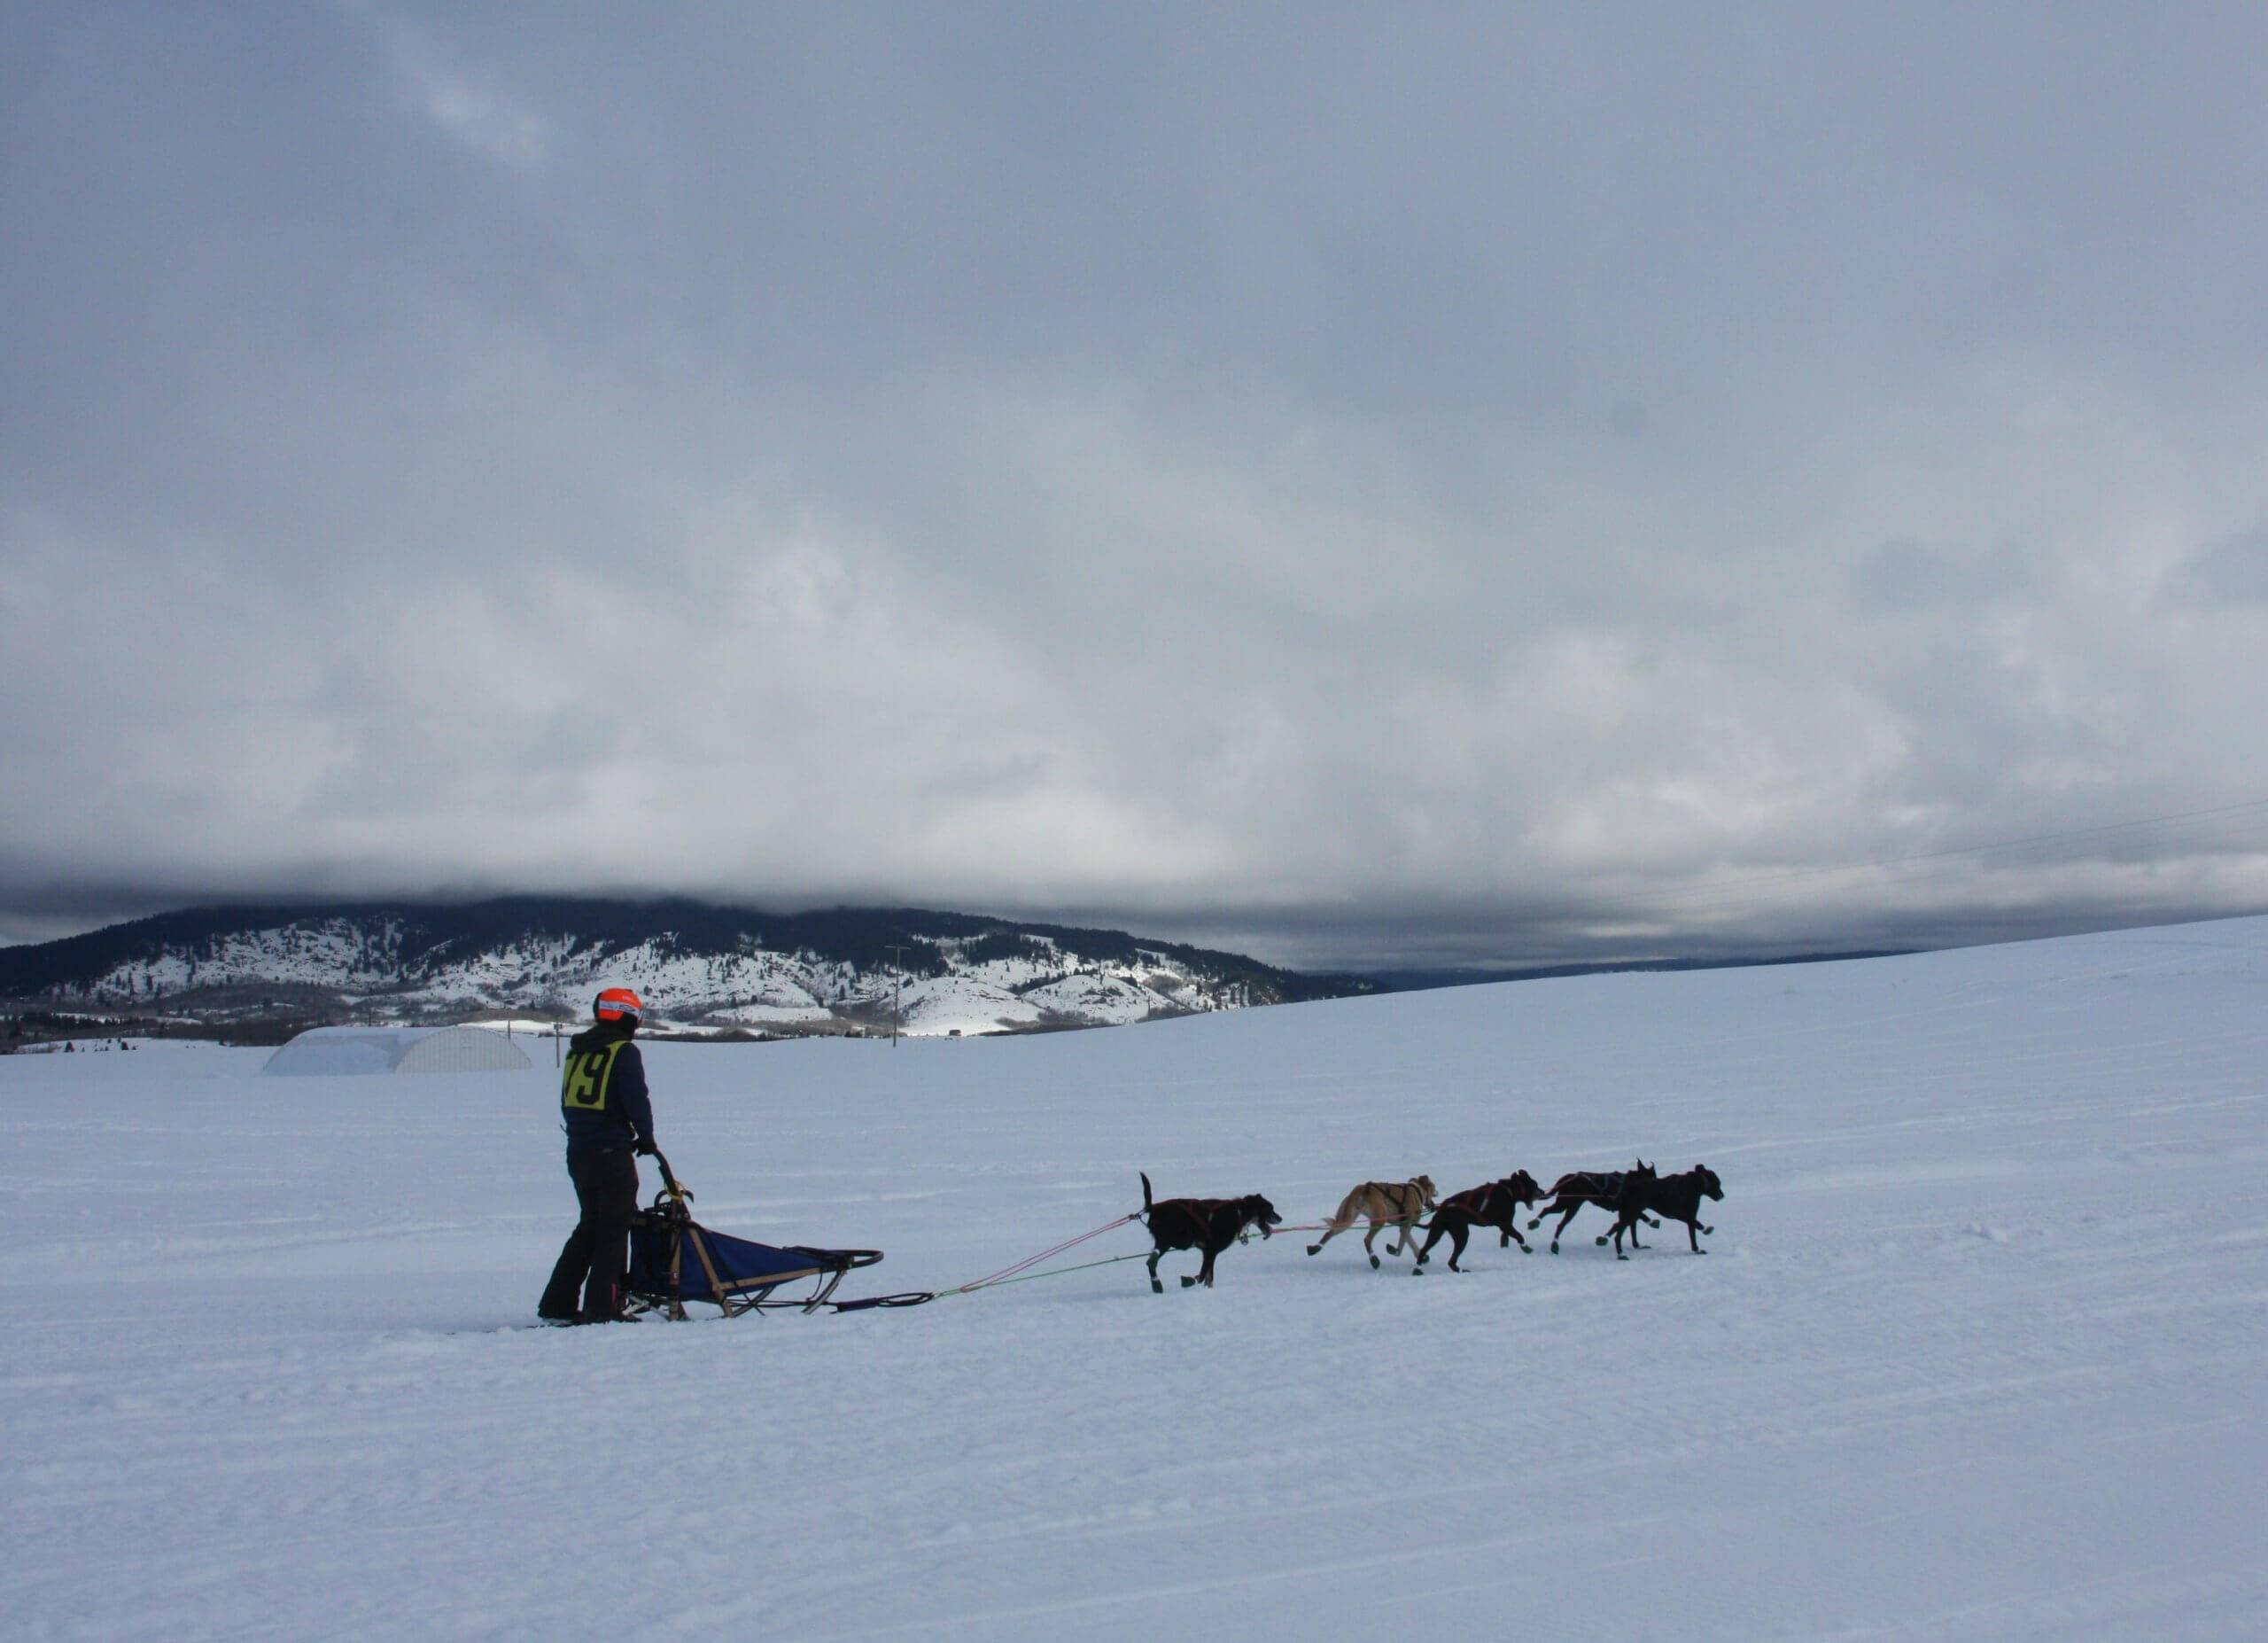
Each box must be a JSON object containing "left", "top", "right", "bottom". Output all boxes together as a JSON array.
[{"left": 4, "top": 920, "right": 2267, "bottom": 1639}]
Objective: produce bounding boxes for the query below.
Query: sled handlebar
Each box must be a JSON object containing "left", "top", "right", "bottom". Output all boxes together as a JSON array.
[{"left": 650, "top": 1148, "right": 691, "bottom": 1203}]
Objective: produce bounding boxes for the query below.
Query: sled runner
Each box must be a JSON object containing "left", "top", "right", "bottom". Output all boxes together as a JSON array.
[{"left": 623, "top": 1154, "right": 884, "bottom": 1319}]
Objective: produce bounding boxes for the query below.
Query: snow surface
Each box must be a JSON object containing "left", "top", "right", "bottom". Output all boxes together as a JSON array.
[{"left": 4, "top": 918, "right": 2267, "bottom": 1639}]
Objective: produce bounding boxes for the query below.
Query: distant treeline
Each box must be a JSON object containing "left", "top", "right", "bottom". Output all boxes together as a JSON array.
[
  {"left": 1373, "top": 951, "right": 1915, "bottom": 992},
  {"left": 4, "top": 1008, "right": 301, "bottom": 1047}
]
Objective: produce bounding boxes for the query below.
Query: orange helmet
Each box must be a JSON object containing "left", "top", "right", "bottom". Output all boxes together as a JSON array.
[{"left": 594, "top": 986, "right": 644, "bottom": 1025}]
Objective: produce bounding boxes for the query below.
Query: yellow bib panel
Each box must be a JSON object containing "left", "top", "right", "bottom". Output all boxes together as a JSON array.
[{"left": 561, "top": 1040, "right": 627, "bottom": 1113}]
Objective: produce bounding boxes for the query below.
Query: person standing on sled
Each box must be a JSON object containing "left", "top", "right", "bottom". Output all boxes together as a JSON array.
[{"left": 539, "top": 987, "right": 658, "bottom": 1323}]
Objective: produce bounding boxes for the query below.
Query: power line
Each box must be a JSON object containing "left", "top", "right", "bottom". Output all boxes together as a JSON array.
[{"left": 885, "top": 944, "right": 910, "bottom": 1047}]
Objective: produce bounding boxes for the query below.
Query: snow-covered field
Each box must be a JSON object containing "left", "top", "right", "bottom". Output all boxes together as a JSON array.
[{"left": 5, "top": 918, "right": 2266, "bottom": 1639}]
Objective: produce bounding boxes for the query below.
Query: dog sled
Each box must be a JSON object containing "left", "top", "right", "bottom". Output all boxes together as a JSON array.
[{"left": 624, "top": 1154, "right": 887, "bottom": 1319}]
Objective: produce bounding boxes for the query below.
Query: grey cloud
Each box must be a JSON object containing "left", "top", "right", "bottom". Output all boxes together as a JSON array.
[
  {"left": 8, "top": 4, "right": 2268, "bottom": 966},
  {"left": 2160, "top": 527, "right": 2268, "bottom": 610},
  {"left": 1845, "top": 540, "right": 2039, "bottom": 615}
]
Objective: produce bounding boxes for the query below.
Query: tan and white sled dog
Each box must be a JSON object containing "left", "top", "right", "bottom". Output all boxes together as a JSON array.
[{"left": 1304, "top": 1176, "right": 1438, "bottom": 1268}]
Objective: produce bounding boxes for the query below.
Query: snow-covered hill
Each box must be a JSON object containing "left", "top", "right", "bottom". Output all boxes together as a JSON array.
[
  {"left": 4, "top": 916, "right": 2265, "bottom": 1639},
  {"left": 0, "top": 899, "right": 1366, "bottom": 1036}
]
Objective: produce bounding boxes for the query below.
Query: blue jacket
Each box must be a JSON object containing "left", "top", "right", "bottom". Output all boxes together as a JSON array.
[{"left": 559, "top": 1026, "right": 654, "bottom": 1156}]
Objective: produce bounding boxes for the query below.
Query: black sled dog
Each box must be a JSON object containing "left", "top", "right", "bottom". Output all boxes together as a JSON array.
[
  {"left": 1604, "top": 1163, "right": 1723, "bottom": 1258},
  {"left": 1605, "top": 1171, "right": 1723, "bottom": 1261},
  {"left": 1138, "top": 1172, "right": 1283, "bottom": 1293},
  {"left": 1414, "top": 1172, "right": 1543, "bottom": 1272},
  {"left": 1528, "top": 1164, "right": 1660, "bottom": 1253}
]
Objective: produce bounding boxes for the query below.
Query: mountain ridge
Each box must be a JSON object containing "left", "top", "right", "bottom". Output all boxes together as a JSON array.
[{"left": 0, "top": 897, "right": 1377, "bottom": 1038}]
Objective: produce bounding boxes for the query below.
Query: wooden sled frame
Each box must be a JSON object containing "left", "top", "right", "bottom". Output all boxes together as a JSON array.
[
  {"left": 627, "top": 1208, "right": 883, "bottom": 1320},
  {"left": 622, "top": 1156, "right": 883, "bottom": 1320}
]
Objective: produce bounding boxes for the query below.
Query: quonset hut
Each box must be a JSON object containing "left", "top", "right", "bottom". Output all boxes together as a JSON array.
[{"left": 261, "top": 1025, "right": 535, "bottom": 1077}]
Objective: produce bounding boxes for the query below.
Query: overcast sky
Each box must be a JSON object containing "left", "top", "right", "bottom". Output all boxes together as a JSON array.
[{"left": 7, "top": 4, "right": 2268, "bottom": 970}]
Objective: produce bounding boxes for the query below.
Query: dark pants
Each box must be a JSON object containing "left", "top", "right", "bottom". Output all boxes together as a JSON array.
[{"left": 540, "top": 1149, "right": 640, "bottom": 1320}]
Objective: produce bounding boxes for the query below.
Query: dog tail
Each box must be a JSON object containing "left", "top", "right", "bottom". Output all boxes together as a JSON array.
[{"left": 1139, "top": 1171, "right": 1153, "bottom": 1219}]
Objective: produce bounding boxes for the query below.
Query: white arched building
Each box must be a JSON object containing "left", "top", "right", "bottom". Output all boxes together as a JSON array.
[{"left": 262, "top": 1025, "right": 534, "bottom": 1077}]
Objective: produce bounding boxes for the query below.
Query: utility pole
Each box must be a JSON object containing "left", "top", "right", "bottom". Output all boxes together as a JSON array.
[{"left": 885, "top": 945, "right": 910, "bottom": 1047}]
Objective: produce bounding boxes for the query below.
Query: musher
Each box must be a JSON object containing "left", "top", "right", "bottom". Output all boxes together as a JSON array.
[{"left": 538, "top": 986, "right": 658, "bottom": 1323}]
